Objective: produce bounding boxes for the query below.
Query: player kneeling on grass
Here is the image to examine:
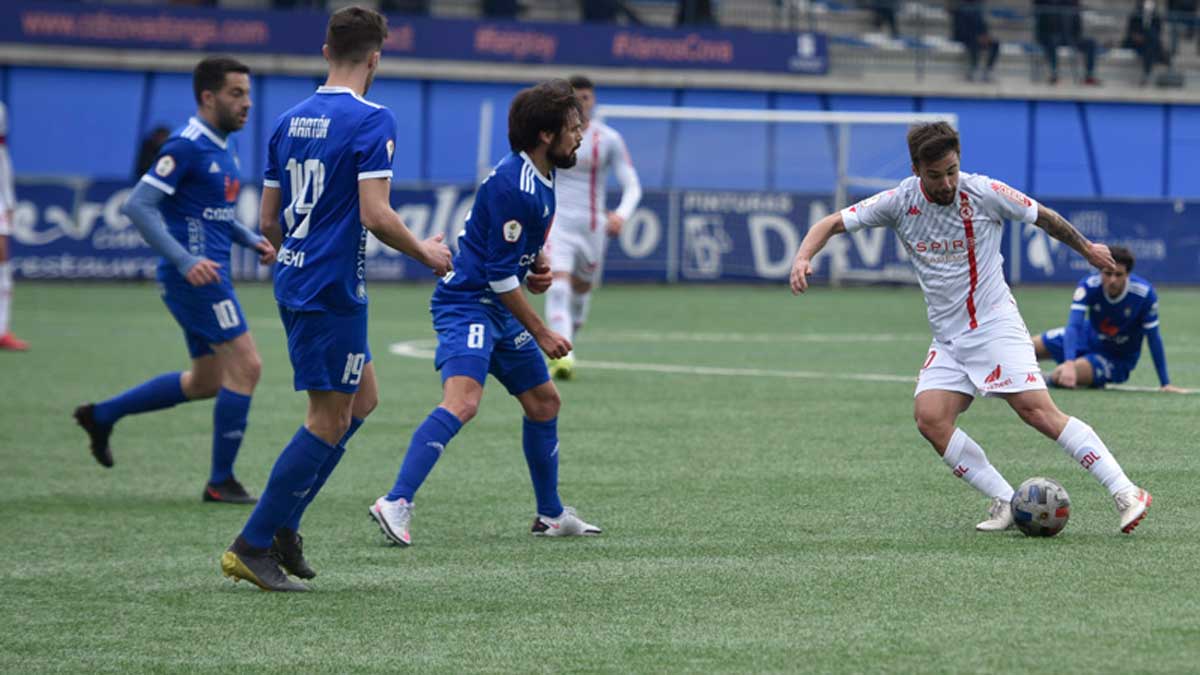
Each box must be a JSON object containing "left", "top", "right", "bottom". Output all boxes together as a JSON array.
[
  {"left": 369, "top": 79, "right": 602, "bottom": 546},
  {"left": 789, "top": 122, "right": 1151, "bottom": 534},
  {"left": 1032, "top": 245, "right": 1187, "bottom": 394}
]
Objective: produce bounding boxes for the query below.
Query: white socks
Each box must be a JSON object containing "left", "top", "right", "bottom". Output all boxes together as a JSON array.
[
  {"left": 570, "top": 289, "right": 591, "bottom": 334},
  {"left": 0, "top": 261, "right": 11, "bottom": 335},
  {"left": 943, "top": 428, "right": 1015, "bottom": 502},
  {"left": 1057, "top": 417, "right": 1134, "bottom": 495},
  {"left": 545, "top": 278, "right": 573, "bottom": 344}
]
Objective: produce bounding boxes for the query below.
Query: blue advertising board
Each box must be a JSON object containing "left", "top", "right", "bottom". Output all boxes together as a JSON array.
[
  {"left": 9, "top": 180, "right": 1199, "bottom": 285},
  {"left": 0, "top": 2, "right": 828, "bottom": 75}
]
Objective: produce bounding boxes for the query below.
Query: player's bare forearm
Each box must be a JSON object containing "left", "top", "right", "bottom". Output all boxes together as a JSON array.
[
  {"left": 795, "top": 212, "right": 846, "bottom": 262},
  {"left": 259, "top": 187, "right": 283, "bottom": 250},
  {"left": 1034, "top": 205, "right": 1090, "bottom": 256},
  {"left": 498, "top": 286, "right": 549, "bottom": 337},
  {"left": 359, "top": 178, "right": 425, "bottom": 262}
]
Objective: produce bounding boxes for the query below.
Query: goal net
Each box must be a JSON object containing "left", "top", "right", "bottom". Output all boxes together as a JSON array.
[{"left": 590, "top": 104, "right": 957, "bottom": 285}]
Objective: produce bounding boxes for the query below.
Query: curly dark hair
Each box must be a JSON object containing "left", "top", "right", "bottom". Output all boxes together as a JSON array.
[
  {"left": 507, "top": 79, "right": 582, "bottom": 153},
  {"left": 907, "top": 122, "right": 960, "bottom": 168}
]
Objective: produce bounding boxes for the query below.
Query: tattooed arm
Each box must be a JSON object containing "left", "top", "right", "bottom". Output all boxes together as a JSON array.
[{"left": 1034, "top": 204, "right": 1117, "bottom": 271}]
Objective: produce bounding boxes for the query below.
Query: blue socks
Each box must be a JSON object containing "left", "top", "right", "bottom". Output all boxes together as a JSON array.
[
  {"left": 240, "top": 426, "right": 335, "bottom": 549},
  {"left": 93, "top": 372, "right": 187, "bottom": 426},
  {"left": 210, "top": 388, "right": 251, "bottom": 484},
  {"left": 282, "top": 417, "right": 363, "bottom": 532},
  {"left": 387, "top": 407, "right": 463, "bottom": 502},
  {"left": 523, "top": 417, "right": 563, "bottom": 518}
]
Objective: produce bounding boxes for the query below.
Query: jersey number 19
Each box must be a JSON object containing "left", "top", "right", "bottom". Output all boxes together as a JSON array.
[{"left": 284, "top": 158, "right": 326, "bottom": 239}]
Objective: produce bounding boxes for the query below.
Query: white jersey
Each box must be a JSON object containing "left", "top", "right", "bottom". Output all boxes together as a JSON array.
[
  {"left": 0, "top": 102, "right": 15, "bottom": 212},
  {"left": 554, "top": 120, "right": 641, "bottom": 233},
  {"left": 842, "top": 172, "right": 1039, "bottom": 342}
]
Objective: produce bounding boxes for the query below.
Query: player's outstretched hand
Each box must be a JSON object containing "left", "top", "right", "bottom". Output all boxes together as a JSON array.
[
  {"left": 1052, "top": 363, "right": 1077, "bottom": 389},
  {"left": 185, "top": 258, "right": 221, "bottom": 286},
  {"left": 1085, "top": 242, "right": 1117, "bottom": 271},
  {"left": 606, "top": 212, "right": 625, "bottom": 237},
  {"left": 790, "top": 256, "right": 813, "bottom": 295},
  {"left": 1161, "top": 384, "right": 1189, "bottom": 394},
  {"left": 526, "top": 266, "right": 553, "bottom": 294},
  {"left": 255, "top": 239, "right": 277, "bottom": 266},
  {"left": 536, "top": 329, "right": 572, "bottom": 360},
  {"left": 422, "top": 234, "right": 453, "bottom": 276}
]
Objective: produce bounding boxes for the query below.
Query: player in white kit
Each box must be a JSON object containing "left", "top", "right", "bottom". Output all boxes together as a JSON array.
[
  {"left": 788, "top": 122, "right": 1151, "bottom": 534},
  {"left": 0, "top": 101, "right": 28, "bottom": 351},
  {"left": 543, "top": 75, "right": 641, "bottom": 379}
]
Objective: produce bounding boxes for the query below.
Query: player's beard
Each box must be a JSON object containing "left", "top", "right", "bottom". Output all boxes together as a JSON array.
[
  {"left": 215, "top": 102, "right": 248, "bottom": 134},
  {"left": 548, "top": 133, "right": 579, "bottom": 169}
]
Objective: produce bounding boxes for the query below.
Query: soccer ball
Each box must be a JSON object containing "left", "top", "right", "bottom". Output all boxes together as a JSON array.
[{"left": 1011, "top": 477, "right": 1071, "bottom": 537}]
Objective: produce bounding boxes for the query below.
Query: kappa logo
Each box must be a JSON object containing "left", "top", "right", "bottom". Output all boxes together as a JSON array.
[
  {"left": 983, "top": 365, "right": 1002, "bottom": 384},
  {"left": 1026, "top": 373, "right": 1039, "bottom": 383},
  {"left": 208, "top": 161, "right": 221, "bottom": 173},
  {"left": 908, "top": 206, "right": 922, "bottom": 216}
]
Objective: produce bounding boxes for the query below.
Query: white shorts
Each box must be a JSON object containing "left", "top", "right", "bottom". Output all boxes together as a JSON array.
[
  {"left": 0, "top": 211, "right": 10, "bottom": 237},
  {"left": 547, "top": 226, "right": 606, "bottom": 284},
  {"left": 915, "top": 314, "right": 1046, "bottom": 398}
]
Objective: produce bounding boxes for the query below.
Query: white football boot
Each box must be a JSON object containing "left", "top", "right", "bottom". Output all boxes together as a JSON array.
[
  {"left": 531, "top": 505, "right": 602, "bottom": 537},
  {"left": 1114, "top": 486, "right": 1152, "bottom": 534},
  {"left": 370, "top": 496, "right": 412, "bottom": 546},
  {"left": 976, "top": 497, "right": 1014, "bottom": 531}
]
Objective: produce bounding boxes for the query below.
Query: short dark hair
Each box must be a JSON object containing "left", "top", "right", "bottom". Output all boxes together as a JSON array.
[
  {"left": 192, "top": 56, "right": 249, "bottom": 105},
  {"left": 507, "top": 79, "right": 581, "bottom": 153},
  {"left": 326, "top": 6, "right": 388, "bottom": 64},
  {"left": 1109, "top": 245, "right": 1135, "bottom": 272},
  {"left": 568, "top": 75, "right": 594, "bottom": 91},
  {"left": 907, "top": 122, "right": 960, "bottom": 168}
]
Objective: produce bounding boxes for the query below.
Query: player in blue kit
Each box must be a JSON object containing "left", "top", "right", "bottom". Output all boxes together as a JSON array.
[
  {"left": 1033, "top": 245, "right": 1187, "bottom": 393},
  {"left": 220, "top": 7, "right": 452, "bottom": 592},
  {"left": 369, "top": 79, "right": 602, "bottom": 546},
  {"left": 74, "top": 57, "right": 275, "bottom": 504}
]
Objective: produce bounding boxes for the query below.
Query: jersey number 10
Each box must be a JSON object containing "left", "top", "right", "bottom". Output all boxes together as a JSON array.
[{"left": 284, "top": 158, "right": 326, "bottom": 239}]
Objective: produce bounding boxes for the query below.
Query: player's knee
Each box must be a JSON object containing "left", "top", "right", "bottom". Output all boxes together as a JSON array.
[
  {"left": 524, "top": 387, "right": 561, "bottom": 421},
  {"left": 913, "top": 409, "right": 953, "bottom": 447},
  {"left": 442, "top": 398, "right": 479, "bottom": 424}
]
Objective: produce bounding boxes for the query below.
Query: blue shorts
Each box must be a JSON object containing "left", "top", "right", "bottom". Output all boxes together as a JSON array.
[
  {"left": 432, "top": 302, "right": 549, "bottom": 396},
  {"left": 1039, "top": 327, "right": 1134, "bottom": 387},
  {"left": 161, "top": 279, "right": 249, "bottom": 358},
  {"left": 278, "top": 303, "right": 372, "bottom": 393}
]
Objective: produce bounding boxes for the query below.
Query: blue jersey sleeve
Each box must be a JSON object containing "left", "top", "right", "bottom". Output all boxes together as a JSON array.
[
  {"left": 1063, "top": 279, "right": 1091, "bottom": 361},
  {"left": 263, "top": 120, "right": 282, "bottom": 188},
  {"left": 1142, "top": 288, "right": 1170, "bottom": 386},
  {"left": 483, "top": 184, "right": 534, "bottom": 293},
  {"left": 353, "top": 107, "right": 397, "bottom": 181},
  {"left": 139, "top": 137, "right": 197, "bottom": 196}
]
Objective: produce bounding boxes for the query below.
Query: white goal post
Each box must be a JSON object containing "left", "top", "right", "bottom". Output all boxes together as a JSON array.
[{"left": 593, "top": 105, "right": 957, "bottom": 211}]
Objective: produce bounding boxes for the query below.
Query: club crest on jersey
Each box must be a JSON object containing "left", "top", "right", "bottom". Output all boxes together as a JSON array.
[
  {"left": 386, "top": 139, "right": 395, "bottom": 162},
  {"left": 224, "top": 176, "right": 240, "bottom": 202},
  {"left": 155, "top": 155, "right": 176, "bottom": 177},
  {"left": 503, "top": 219, "right": 522, "bottom": 243},
  {"left": 959, "top": 202, "right": 975, "bottom": 220},
  {"left": 1073, "top": 287, "right": 1087, "bottom": 301}
]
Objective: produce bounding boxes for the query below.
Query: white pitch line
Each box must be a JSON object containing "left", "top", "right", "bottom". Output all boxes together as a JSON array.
[
  {"left": 387, "top": 339, "right": 916, "bottom": 384},
  {"left": 585, "top": 330, "right": 929, "bottom": 344}
]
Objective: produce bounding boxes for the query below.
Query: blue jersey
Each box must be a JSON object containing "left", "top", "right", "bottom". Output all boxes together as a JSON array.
[
  {"left": 1072, "top": 273, "right": 1160, "bottom": 360},
  {"left": 264, "top": 86, "right": 398, "bottom": 314},
  {"left": 433, "top": 152, "right": 556, "bottom": 309},
  {"left": 140, "top": 116, "right": 243, "bottom": 284}
]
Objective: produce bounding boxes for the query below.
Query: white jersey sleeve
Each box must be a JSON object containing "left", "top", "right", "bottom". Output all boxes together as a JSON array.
[
  {"left": 841, "top": 187, "right": 904, "bottom": 232},
  {"left": 974, "top": 176, "right": 1038, "bottom": 224},
  {"left": 607, "top": 128, "right": 641, "bottom": 222},
  {"left": 0, "top": 103, "right": 14, "bottom": 211}
]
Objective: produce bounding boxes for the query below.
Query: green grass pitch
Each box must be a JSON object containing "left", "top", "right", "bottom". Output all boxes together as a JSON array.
[{"left": 1, "top": 282, "right": 1198, "bottom": 673}]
